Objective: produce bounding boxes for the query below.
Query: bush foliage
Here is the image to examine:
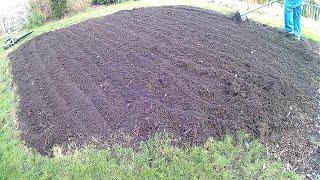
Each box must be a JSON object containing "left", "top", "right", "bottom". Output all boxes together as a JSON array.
[
  {"left": 91, "top": 0, "right": 128, "bottom": 5},
  {"left": 26, "top": 0, "right": 47, "bottom": 28},
  {"left": 67, "top": 0, "right": 89, "bottom": 14},
  {"left": 50, "top": 0, "right": 67, "bottom": 19}
]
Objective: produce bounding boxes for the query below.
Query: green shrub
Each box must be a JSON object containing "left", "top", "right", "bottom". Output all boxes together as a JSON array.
[
  {"left": 67, "top": 0, "right": 89, "bottom": 14},
  {"left": 97, "top": 0, "right": 109, "bottom": 4},
  {"left": 26, "top": 0, "right": 46, "bottom": 28},
  {"left": 91, "top": 0, "right": 128, "bottom": 5},
  {"left": 50, "top": 0, "right": 67, "bottom": 19},
  {"left": 90, "top": 0, "right": 107, "bottom": 5},
  {"left": 115, "top": 0, "right": 127, "bottom": 3}
]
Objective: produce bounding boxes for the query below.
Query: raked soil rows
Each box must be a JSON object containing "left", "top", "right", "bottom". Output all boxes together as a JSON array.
[{"left": 9, "top": 6, "right": 319, "bottom": 175}]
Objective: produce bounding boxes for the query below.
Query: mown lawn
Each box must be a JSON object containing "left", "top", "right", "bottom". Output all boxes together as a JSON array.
[{"left": 1, "top": 0, "right": 319, "bottom": 179}]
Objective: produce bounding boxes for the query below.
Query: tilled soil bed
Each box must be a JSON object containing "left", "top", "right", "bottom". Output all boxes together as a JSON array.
[{"left": 9, "top": 6, "right": 320, "bottom": 175}]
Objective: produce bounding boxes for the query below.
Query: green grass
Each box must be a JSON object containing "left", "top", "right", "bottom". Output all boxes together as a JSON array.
[
  {"left": 247, "top": 15, "right": 320, "bottom": 43},
  {"left": 0, "top": 129, "right": 300, "bottom": 179},
  {"left": 1, "top": 0, "right": 316, "bottom": 179}
]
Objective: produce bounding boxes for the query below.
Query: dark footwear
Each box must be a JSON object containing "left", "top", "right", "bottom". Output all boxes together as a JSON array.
[
  {"left": 285, "top": 32, "right": 297, "bottom": 40},
  {"left": 294, "top": 36, "right": 301, "bottom": 41},
  {"left": 277, "top": 28, "right": 287, "bottom": 34}
]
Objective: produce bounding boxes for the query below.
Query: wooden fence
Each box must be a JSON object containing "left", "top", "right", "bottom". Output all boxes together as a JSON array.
[
  {"left": 241, "top": 0, "right": 320, "bottom": 21},
  {"left": 302, "top": 3, "right": 320, "bottom": 21}
]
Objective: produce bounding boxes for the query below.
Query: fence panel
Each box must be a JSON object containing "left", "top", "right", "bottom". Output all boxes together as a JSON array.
[
  {"left": 240, "top": 0, "right": 320, "bottom": 21},
  {"left": 302, "top": 3, "right": 320, "bottom": 21}
]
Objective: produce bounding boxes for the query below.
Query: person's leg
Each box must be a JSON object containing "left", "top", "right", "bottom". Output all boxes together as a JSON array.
[
  {"left": 284, "top": 2, "right": 294, "bottom": 33},
  {"left": 293, "top": 5, "right": 302, "bottom": 40}
]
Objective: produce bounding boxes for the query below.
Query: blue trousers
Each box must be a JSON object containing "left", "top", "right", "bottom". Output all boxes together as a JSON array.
[{"left": 284, "top": 1, "right": 302, "bottom": 39}]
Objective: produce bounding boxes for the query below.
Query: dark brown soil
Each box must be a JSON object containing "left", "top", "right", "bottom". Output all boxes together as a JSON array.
[{"left": 9, "top": 6, "right": 320, "bottom": 175}]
